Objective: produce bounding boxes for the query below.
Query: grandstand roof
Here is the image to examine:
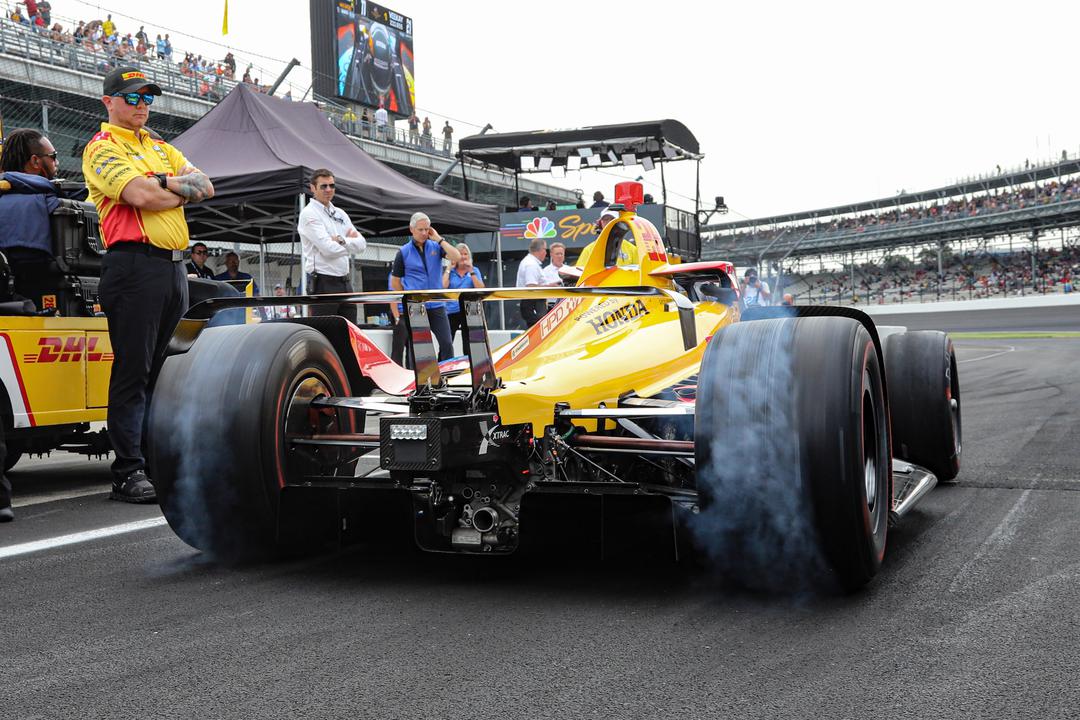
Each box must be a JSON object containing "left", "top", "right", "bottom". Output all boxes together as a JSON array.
[
  {"left": 707, "top": 159, "right": 1080, "bottom": 231},
  {"left": 458, "top": 120, "right": 700, "bottom": 172},
  {"left": 173, "top": 84, "right": 499, "bottom": 241}
]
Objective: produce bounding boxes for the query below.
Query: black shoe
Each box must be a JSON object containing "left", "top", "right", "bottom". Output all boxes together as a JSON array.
[
  {"left": 0, "top": 505, "right": 12, "bottom": 522},
  {"left": 110, "top": 470, "right": 157, "bottom": 504}
]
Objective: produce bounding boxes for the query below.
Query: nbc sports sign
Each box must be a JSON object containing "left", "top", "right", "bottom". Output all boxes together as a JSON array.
[{"left": 499, "top": 205, "right": 666, "bottom": 253}]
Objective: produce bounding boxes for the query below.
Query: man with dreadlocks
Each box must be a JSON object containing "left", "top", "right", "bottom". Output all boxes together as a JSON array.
[{"left": 0, "top": 128, "right": 59, "bottom": 180}]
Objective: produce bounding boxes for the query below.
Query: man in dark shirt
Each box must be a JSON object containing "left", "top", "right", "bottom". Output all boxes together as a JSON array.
[
  {"left": 390, "top": 212, "right": 460, "bottom": 362},
  {"left": 590, "top": 191, "right": 609, "bottom": 208},
  {"left": 185, "top": 242, "right": 214, "bottom": 279},
  {"left": 214, "top": 251, "right": 257, "bottom": 293}
]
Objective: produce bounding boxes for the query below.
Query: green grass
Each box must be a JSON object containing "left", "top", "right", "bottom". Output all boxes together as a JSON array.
[{"left": 950, "top": 331, "right": 1080, "bottom": 339}]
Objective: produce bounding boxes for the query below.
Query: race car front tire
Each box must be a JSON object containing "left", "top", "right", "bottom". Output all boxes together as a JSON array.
[
  {"left": 694, "top": 316, "right": 891, "bottom": 592},
  {"left": 148, "top": 322, "right": 353, "bottom": 559},
  {"left": 883, "top": 330, "right": 962, "bottom": 481}
]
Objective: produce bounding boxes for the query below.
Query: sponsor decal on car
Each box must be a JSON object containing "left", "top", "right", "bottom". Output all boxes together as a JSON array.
[
  {"left": 510, "top": 335, "right": 530, "bottom": 359},
  {"left": 22, "top": 336, "right": 113, "bottom": 364},
  {"left": 583, "top": 299, "right": 650, "bottom": 335},
  {"left": 538, "top": 297, "right": 581, "bottom": 340}
]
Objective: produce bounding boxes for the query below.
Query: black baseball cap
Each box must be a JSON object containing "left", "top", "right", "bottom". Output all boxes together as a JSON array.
[
  {"left": 103, "top": 66, "right": 162, "bottom": 96},
  {"left": 744, "top": 268, "right": 758, "bottom": 277}
]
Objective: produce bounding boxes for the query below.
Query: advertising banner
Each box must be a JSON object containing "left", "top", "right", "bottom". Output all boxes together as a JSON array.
[{"left": 497, "top": 205, "right": 666, "bottom": 255}]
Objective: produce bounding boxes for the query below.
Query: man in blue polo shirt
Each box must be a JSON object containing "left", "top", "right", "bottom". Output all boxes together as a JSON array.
[{"left": 390, "top": 212, "right": 461, "bottom": 361}]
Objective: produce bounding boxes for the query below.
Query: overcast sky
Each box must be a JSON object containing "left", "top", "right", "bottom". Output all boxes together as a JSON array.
[{"left": 58, "top": 0, "right": 1080, "bottom": 219}]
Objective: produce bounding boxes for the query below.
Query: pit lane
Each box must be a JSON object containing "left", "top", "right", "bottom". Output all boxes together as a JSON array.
[{"left": 3, "top": 321, "right": 1079, "bottom": 718}]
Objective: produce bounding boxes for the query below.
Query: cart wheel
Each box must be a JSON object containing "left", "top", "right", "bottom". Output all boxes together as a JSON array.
[
  {"left": 883, "top": 330, "right": 961, "bottom": 481},
  {"left": 149, "top": 323, "right": 353, "bottom": 559},
  {"left": 694, "top": 316, "right": 891, "bottom": 592}
]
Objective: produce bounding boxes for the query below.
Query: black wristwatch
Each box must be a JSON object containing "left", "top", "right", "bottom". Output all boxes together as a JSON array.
[{"left": 153, "top": 172, "right": 168, "bottom": 189}]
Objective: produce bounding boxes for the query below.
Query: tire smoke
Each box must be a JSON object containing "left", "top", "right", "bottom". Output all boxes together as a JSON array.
[{"left": 691, "top": 313, "right": 828, "bottom": 593}]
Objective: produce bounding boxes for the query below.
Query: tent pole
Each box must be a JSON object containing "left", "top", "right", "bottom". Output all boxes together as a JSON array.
[
  {"left": 495, "top": 230, "right": 504, "bottom": 330},
  {"left": 514, "top": 170, "right": 520, "bottom": 207},
  {"left": 297, "top": 193, "right": 307, "bottom": 312},
  {"left": 461, "top": 157, "right": 469, "bottom": 201},
  {"left": 661, "top": 161, "right": 667, "bottom": 205},
  {"left": 259, "top": 227, "right": 266, "bottom": 296}
]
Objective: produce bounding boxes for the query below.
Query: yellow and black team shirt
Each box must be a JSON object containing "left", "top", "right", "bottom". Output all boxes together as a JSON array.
[{"left": 81, "top": 122, "right": 195, "bottom": 251}]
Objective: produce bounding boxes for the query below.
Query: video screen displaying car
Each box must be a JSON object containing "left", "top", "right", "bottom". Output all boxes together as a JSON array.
[{"left": 334, "top": 1, "right": 415, "bottom": 116}]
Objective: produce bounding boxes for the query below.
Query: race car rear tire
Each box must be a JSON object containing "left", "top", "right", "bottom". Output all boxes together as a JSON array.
[
  {"left": 694, "top": 316, "right": 891, "bottom": 592},
  {"left": 148, "top": 322, "right": 354, "bottom": 559},
  {"left": 883, "top": 330, "right": 961, "bottom": 481}
]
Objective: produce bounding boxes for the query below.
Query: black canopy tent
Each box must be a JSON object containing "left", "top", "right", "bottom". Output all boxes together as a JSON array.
[
  {"left": 457, "top": 119, "right": 702, "bottom": 209},
  {"left": 172, "top": 83, "right": 499, "bottom": 244}
]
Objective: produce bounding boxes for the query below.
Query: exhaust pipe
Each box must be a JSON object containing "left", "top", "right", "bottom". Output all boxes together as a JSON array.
[{"left": 472, "top": 506, "right": 500, "bottom": 533}]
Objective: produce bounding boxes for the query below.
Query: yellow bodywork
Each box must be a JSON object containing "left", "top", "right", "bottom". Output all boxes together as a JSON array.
[
  {"left": 0, "top": 316, "right": 111, "bottom": 429},
  {"left": 491, "top": 208, "right": 738, "bottom": 434}
]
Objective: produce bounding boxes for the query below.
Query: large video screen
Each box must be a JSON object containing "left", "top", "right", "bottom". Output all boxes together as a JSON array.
[{"left": 334, "top": 1, "right": 415, "bottom": 116}]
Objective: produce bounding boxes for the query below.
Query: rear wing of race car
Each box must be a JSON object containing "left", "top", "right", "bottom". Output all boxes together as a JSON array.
[{"left": 168, "top": 285, "right": 697, "bottom": 394}]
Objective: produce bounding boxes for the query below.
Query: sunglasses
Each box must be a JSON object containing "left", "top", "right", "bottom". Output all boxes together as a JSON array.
[
  {"left": 112, "top": 92, "right": 155, "bottom": 107},
  {"left": 317, "top": 183, "right": 336, "bottom": 190},
  {"left": 36, "top": 151, "right": 59, "bottom": 161}
]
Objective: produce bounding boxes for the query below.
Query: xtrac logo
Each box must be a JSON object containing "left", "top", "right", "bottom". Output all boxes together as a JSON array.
[
  {"left": 22, "top": 337, "right": 113, "bottom": 364},
  {"left": 585, "top": 299, "right": 650, "bottom": 335}
]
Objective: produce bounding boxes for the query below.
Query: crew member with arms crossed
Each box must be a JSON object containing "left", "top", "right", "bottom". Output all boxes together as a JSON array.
[
  {"left": 297, "top": 168, "right": 366, "bottom": 323},
  {"left": 82, "top": 66, "right": 214, "bottom": 502}
]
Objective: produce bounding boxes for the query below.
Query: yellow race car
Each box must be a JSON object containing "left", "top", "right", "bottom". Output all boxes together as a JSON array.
[{"left": 148, "top": 182, "right": 962, "bottom": 591}]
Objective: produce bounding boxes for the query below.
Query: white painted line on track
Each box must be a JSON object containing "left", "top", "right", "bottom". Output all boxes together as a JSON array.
[
  {"left": 0, "top": 516, "right": 168, "bottom": 560},
  {"left": 12, "top": 487, "right": 109, "bottom": 508},
  {"left": 958, "top": 345, "right": 1016, "bottom": 364},
  {"left": 948, "top": 488, "right": 1032, "bottom": 593}
]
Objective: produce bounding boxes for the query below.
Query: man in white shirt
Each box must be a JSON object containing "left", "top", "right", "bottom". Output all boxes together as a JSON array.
[
  {"left": 540, "top": 242, "right": 567, "bottom": 286},
  {"left": 516, "top": 238, "right": 550, "bottom": 328},
  {"left": 374, "top": 103, "right": 389, "bottom": 142},
  {"left": 297, "top": 169, "right": 367, "bottom": 323}
]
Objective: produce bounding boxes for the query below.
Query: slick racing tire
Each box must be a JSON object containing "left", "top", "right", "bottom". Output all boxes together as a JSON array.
[
  {"left": 148, "top": 323, "right": 354, "bottom": 559},
  {"left": 694, "top": 316, "right": 891, "bottom": 592},
  {"left": 883, "top": 330, "right": 962, "bottom": 481}
]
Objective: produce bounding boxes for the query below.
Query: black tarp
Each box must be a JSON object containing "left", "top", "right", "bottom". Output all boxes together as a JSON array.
[
  {"left": 458, "top": 120, "right": 700, "bottom": 172},
  {"left": 172, "top": 83, "right": 498, "bottom": 242}
]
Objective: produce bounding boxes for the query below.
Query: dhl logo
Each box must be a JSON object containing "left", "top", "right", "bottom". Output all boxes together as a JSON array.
[
  {"left": 22, "top": 337, "right": 113, "bottom": 364},
  {"left": 120, "top": 71, "right": 146, "bottom": 81}
]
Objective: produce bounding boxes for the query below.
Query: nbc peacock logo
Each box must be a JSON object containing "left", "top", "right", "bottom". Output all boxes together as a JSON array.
[{"left": 523, "top": 217, "right": 557, "bottom": 239}]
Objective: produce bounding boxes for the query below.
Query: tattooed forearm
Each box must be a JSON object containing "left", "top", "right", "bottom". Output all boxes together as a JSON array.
[{"left": 168, "top": 172, "right": 215, "bottom": 204}]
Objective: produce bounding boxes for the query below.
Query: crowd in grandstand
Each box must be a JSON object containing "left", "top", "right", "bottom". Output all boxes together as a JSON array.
[
  {"left": 721, "top": 178, "right": 1080, "bottom": 249},
  {"left": 780, "top": 244, "right": 1080, "bottom": 304},
  {"left": 5, "top": 1, "right": 274, "bottom": 98}
]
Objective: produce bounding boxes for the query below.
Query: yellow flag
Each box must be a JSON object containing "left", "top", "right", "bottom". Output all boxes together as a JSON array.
[{"left": 222, "top": 0, "right": 229, "bottom": 35}]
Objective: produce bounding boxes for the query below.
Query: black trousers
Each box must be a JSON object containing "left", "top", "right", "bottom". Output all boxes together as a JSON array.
[
  {"left": 391, "top": 314, "right": 412, "bottom": 368},
  {"left": 520, "top": 299, "right": 546, "bottom": 328},
  {"left": 0, "top": 421, "right": 9, "bottom": 509},
  {"left": 393, "top": 305, "right": 455, "bottom": 365},
  {"left": 448, "top": 310, "right": 467, "bottom": 346},
  {"left": 308, "top": 272, "right": 357, "bottom": 324},
  {"left": 99, "top": 250, "right": 188, "bottom": 480}
]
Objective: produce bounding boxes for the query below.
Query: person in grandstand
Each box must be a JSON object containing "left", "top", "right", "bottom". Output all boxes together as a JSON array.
[
  {"left": 741, "top": 267, "right": 772, "bottom": 307},
  {"left": 82, "top": 66, "right": 214, "bottom": 503}
]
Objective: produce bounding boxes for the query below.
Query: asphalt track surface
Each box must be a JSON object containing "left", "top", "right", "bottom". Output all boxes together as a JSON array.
[{"left": 3, "top": 315, "right": 1080, "bottom": 718}]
